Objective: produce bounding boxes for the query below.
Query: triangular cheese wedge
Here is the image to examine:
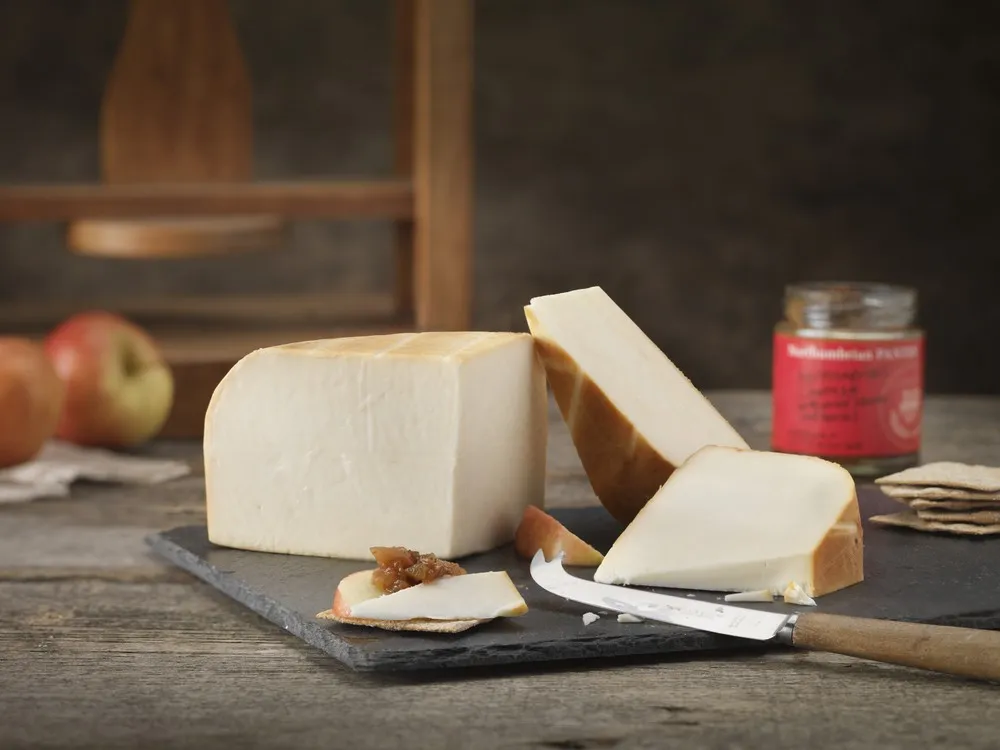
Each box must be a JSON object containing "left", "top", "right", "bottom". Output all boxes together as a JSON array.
[
  {"left": 593, "top": 446, "right": 863, "bottom": 597},
  {"left": 318, "top": 570, "right": 528, "bottom": 632},
  {"left": 524, "top": 287, "right": 748, "bottom": 525},
  {"left": 514, "top": 505, "right": 605, "bottom": 567}
]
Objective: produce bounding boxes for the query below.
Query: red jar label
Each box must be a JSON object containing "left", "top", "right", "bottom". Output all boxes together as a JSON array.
[{"left": 771, "top": 333, "right": 924, "bottom": 458}]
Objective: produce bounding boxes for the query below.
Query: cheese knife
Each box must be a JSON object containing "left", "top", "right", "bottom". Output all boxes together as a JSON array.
[{"left": 529, "top": 551, "right": 1000, "bottom": 682}]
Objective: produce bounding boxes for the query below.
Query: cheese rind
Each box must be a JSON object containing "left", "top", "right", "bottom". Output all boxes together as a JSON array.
[
  {"left": 524, "top": 287, "right": 748, "bottom": 524},
  {"left": 593, "top": 446, "right": 863, "bottom": 597},
  {"left": 205, "top": 332, "right": 548, "bottom": 560}
]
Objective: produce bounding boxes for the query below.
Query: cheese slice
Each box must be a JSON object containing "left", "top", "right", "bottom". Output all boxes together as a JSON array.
[
  {"left": 524, "top": 286, "right": 748, "bottom": 524},
  {"left": 205, "top": 332, "right": 548, "bottom": 560},
  {"left": 343, "top": 571, "right": 528, "bottom": 621},
  {"left": 513, "top": 505, "right": 605, "bottom": 566},
  {"left": 593, "top": 446, "right": 863, "bottom": 597}
]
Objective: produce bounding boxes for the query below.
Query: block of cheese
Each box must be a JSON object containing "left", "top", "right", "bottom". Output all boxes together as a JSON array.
[
  {"left": 524, "top": 286, "right": 749, "bottom": 524},
  {"left": 205, "top": 332, "right": 548, "bottom": 560},
  {"left": 593, "top": 446, "right": 863, "bottom": 597}
]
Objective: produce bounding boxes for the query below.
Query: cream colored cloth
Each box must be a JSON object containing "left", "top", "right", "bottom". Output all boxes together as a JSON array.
[{"left": 0, "top": 440, "right": 191, "bottom": 503}]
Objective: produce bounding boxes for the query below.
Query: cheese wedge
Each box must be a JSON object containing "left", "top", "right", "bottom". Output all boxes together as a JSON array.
[
  {"left": 593, "top": 446, "right": 863, "bottom": 597},
  {"left": 205, "top": 332, "right": 548, "bottom": 560},
  {"left": 330, "top": 569, "right": 528, "bottom": 623},
  {"left": 524, "top": 286, "right": 748, "bottom": 524}
]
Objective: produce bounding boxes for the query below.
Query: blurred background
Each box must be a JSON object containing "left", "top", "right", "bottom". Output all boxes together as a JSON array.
[{"left": 1, "top": 0, "right": 997, "bottom": 395}]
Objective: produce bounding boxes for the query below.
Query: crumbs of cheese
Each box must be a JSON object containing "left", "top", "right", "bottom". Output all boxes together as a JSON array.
[
  {"left": 782, "top": 581, "right": 817, "bottom": 606},
  {"left": 582, "top": 612, "right": 600, "bottom": 626},
  {"left": 617, "top": 613, "right": 644, "bottom": 623},
  {"left": 723, "top": 589, "right": 774, "bottom": 603}
]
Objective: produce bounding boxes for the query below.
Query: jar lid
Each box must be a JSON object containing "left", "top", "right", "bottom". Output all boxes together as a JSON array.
[{"left": 784, "top": 281, "right": 918, "bottom": 330}]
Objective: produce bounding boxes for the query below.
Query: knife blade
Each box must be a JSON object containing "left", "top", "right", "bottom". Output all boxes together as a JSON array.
[
  {"left": 529, "top": 549, "right": 793, "bottom": 641},
  {"left": 529, "top": 550, "right": 1000, "bottom": 682}
]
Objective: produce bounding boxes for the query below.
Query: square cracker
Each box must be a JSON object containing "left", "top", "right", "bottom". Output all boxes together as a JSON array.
[
  {"left": 315, "top": 608, "right": 486, "bottom": 633},
  {"left": 875, "top": 462, "right": 1000, "bottom": 492},
  {"left": 915, "top": 508, "right": 1000, "bottom": 525},
  {"left": 869, "top": 510, "right": 1000, "bottom": 536},
  {"left": 879, "top": 484, "right": 1000, "bottom": 501},
  {"left": 909, "top": 498, "right": 1000, "bottom": 512}
]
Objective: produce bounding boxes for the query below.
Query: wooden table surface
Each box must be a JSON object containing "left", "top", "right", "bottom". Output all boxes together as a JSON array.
[{"left": 2, "top": 390, "right": 999, "bottom": 750}]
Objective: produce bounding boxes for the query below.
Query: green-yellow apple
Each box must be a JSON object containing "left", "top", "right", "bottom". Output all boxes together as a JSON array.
[
  {"left": 44, "top": 312, "right": 174, "bottom": 447},
  {"left": 0, "top": 336, "right": 65, "bottom": 467}
]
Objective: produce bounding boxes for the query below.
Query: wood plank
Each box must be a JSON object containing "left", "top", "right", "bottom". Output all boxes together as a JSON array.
[
  {"left": 2, "top": 579, "right": 999, "bottom": 749},
  {"left": 65, "top": 215, "right": 287, "bottom": 259},
  {"left": 412, "top": 0, "right": 474, "bottom": 330},
  {"left": 392, "top": 0, "right": 417, "bottom": 319},
  {"left": 0, "top": 292, "right": 400, "bottom": 332},
  {"left": 99, "top": 0, "right": 253, "bottom": 185},
  {"left": 0, "top": 179, "right": 414, "bottom": 222}
]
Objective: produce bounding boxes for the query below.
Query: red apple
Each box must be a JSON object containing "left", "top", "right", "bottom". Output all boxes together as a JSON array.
[
  {"left": 514, "top": 505, "right": 605, "bottom": 567},
  {"left": 0, "top": 337, "right": 65, "bottom": 467},
  {"left": 44, "top": 311, "right": 174, "bottom": 447}
]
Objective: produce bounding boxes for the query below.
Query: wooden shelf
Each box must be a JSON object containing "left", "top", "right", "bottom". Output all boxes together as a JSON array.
[
  {"left": 0, "top": 179, "right": 414, "bottom": 222},
  {"left": 0, "top": 0, "right": 474, "bottom": 439},
  {"left": 0, "top": 292, "right": 401, "bottom": 332}
]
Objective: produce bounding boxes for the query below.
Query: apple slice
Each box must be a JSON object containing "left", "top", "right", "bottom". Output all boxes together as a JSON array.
[
  {"left": 514, "top": 506, "right": 604, "bottom": 567},
  {"left": 317, "top": 570, "right": 528, "bottom": 633}
]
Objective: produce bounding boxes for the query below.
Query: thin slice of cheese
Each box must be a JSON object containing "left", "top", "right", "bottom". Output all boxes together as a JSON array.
[
  {"left": 723, "top": 589, "right": 774, "bottom": 603},
  {"left": 513, "top": 505, "right": 605, "bottom": 566},
  {"left": 344, "top": 571, "right": 528, "bottom": 621},
  {"left": 593, "top": 446, "right": 863, "bottom": 597},
  {"left": 524, "top": 286, "right": 749, "bottom": 524},
  {"left": 205, "top": 332, "right": 548, "bottom": 560}
]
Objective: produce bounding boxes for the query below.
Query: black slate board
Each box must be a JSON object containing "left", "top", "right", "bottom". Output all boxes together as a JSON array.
[{"left": 146, "top": 486, "right": 1000, "bottom": 672}]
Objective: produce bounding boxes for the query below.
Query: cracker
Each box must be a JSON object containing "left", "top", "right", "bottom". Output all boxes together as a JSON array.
[
  {"left": 909, "top": 498, "right": 1000, "bottom": 512},
  {"left": 316, "top": 608, "right": 487, "bottom": 633},
  {"left": 915, "top": 508, "right": 1000, "bottom": 525},
  {"left": 879, "top": 484, "right": 1000, "bottom": 501},
  {"left": 869, "top": 510, "right": 1000, "bottom": 536},
  {"left": 875, "top": 462, "right": 1000, "bottom": 492}
]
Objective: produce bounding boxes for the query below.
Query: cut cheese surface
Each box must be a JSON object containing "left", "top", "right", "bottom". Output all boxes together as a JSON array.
[
  {"left": 205, "top": 332, "right": 548, "bottom": 560},
  {"left": 343, "top": 570, "right": 528, "bottom": 621},
  {"left": 524, "top": 286, "right": 748, "bottom": 524},
  {"left": 593, "top": 446, "right": 863, "bottom": 597}
]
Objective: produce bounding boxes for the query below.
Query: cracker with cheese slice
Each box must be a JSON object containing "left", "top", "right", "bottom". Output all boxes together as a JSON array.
[
  {"left": 869, "top": 510, "right": 1000, "bottom": 536},
  {"left": 316, "top": 608, "right": 485, "bottom": 634},
  {"left": 317, "top": 569, "right": 528, "bottom": 634},
  {"left": 875, "top": 462, "right": 1000, "bottom": 493}
]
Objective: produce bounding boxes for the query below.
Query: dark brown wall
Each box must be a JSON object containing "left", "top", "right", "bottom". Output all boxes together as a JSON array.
[{"left": 1, "top": 0, "right": 998, "bottom": 393}]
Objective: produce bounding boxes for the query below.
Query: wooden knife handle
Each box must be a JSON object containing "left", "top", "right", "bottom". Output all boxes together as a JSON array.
[{"left": 791, "top": 612, "right": 1000, "bottom": 682}]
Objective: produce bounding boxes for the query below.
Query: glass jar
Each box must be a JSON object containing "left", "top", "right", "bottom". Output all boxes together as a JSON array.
[{"left": 771, "top": 282, "right": 925, "bottom": 478}]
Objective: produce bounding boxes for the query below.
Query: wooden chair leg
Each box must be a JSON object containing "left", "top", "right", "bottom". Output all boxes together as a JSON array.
[{"left": 411, "top": 0, "right": 473, "bottom": 331}]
